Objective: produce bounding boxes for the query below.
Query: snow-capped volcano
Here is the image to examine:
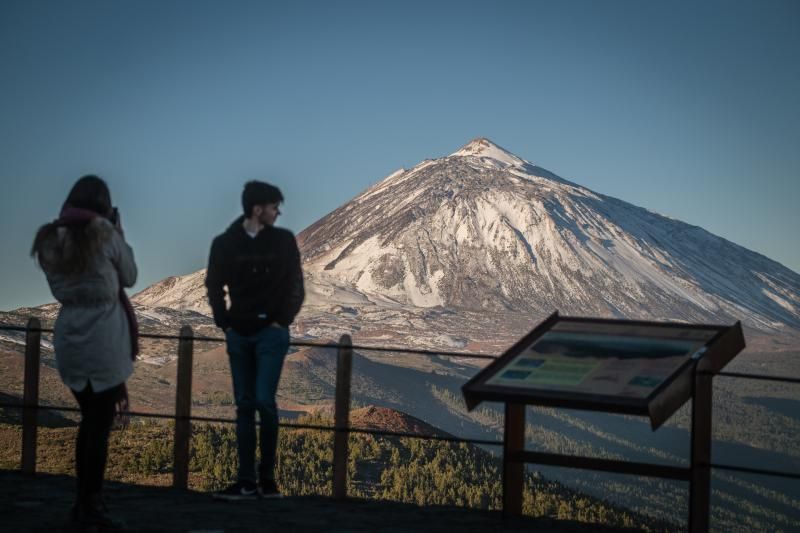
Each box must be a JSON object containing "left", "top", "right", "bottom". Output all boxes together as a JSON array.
[
  {"left": 297, "top": 138, "right": 800, "bottom": 331},
  {"left": 136, "top": 138, "right": 800, "bottom": 333}
]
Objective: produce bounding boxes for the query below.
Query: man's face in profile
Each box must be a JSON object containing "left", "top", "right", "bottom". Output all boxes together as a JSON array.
[{"left": 257, "top": 202, "right": 281, "bottom": 226}]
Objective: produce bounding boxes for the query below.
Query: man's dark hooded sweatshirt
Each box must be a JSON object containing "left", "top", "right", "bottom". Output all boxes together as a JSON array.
[{"left": 205, "top": 217, "right": 304, "bottom": 335}]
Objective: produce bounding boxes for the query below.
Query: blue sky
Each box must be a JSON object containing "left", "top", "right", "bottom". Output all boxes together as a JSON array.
[{"left": 1, "top": 0, "right": 798, "bottom": 311}]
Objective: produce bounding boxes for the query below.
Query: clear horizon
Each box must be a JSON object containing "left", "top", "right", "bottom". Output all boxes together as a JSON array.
[{"left": 1, "top": 0, "right": 798, "bottom": 311}]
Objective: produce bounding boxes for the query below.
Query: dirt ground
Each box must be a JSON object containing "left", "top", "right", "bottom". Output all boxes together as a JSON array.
[{"left": 0, "top": 470, "right": 642, "bottom": 532}]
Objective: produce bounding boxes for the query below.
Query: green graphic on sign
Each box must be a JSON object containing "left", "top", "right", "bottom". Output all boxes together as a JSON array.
[{"left": 510, "top": 358, "right": 599, "bottom": 386}]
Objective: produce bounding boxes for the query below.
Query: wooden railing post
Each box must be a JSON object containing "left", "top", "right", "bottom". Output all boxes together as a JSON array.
[
  {"left": 503, "top": 402, "right": 525, "bottom": 516},
  {"left": 689, "top": 369, "right": 713, "bottom": 533},
  {"left": 332, "top": 334, "right": 353, "bottom": 500},
  {"left": 173, "top": 325, "right": 194, "bottom": 489},
  {"left": 21, "top": 317, "right": 41, "bottom": 475}
]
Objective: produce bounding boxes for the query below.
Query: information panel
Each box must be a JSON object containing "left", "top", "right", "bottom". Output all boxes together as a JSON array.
[
  {"left": 462, "top": 313, "right": 745, "bottom": 429},
  {"left": 485, "top": 321, "right": 717, "bottom": 398}
]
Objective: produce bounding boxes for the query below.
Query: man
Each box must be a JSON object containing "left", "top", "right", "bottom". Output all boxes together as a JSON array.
[{"left": 205, "top": 181, "right": 304, "bottom": 500}]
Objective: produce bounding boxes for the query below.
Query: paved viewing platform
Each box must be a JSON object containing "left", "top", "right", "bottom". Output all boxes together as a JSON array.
[{"left": 0, "top": 470, "right": 643, "bottom": 532}]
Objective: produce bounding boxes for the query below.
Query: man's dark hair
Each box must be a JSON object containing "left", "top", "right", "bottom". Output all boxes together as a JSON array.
[{"left": 242, "top": 181, "right": 284, "bottom": 217}]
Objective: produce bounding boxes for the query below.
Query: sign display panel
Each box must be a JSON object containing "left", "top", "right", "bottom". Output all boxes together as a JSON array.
[
  {"left": 486, "top": 321, "right": 717, "bottom": 398},
  {"left": 462, "top": 313, "right": 745, "bottom": 429}
]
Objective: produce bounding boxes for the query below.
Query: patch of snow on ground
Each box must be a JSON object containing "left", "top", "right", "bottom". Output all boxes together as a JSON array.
[
  {"left": 0, "top": 333, "right": 26, "bottom": 347},
  {"left": 430, "top": 334, "right": 467, "bottom": 348},
  {"left": 402, "top": 262, "right": 444, "bottom": 308},
  {"left": 762, "top": 288, "right": 797, "bottom": 313}
]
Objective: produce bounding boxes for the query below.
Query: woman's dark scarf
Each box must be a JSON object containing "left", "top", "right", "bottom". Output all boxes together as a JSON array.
[{"left": 55, "top": 205, "right": 139, "bottom": 360}]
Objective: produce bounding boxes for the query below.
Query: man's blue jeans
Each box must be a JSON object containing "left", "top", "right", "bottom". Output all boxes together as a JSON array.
[{"left": 225, "top": 326, "right": 289, "bottom": 482}]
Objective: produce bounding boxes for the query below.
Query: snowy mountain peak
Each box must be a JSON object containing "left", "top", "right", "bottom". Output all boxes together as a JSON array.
[{"left": 449, "top": 138, "right": 526, "bottom": 167}]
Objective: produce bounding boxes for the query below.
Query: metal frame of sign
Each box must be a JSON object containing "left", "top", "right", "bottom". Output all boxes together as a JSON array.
[{"left": 461, "top": 311, "right": 746, "bottom": 533}]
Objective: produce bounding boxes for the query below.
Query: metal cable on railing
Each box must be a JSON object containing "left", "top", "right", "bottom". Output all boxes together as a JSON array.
[
  {"left": 4, "top": 400, "right": 799, "bottom": 481},
  {"left": 6, "top": 323, "right": 800, "bottom": 374},
  {"left": 0, "top": 401, "right": 503, "bottom": 447},
  {"left": 709, "top": 462, "right": 800, "bottom": 481},
  {"left": 702, "top": 371, "right": 800, "bottom": 384},
  {"left": 3, "top": 398, "right": 800, "bottom": 485},
  {"left": 0, "top": 324, "right": 499, "bottom": 360}
]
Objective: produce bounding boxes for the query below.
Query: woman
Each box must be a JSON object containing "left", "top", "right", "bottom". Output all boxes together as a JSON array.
[{"left": 31, "top": 175, "right": 137, "bottom": 529}]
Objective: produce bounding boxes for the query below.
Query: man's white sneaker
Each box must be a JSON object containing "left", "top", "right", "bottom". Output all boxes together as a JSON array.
[{"left": 212, "top": 480, "right": 259, "bottom": 501}]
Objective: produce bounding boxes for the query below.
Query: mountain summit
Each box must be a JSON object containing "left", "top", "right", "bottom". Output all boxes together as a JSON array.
[
  {"left": 448, "top": 138, "right": 527, "bottom": 168},
  {"left": 136, "top": 139, "right": 800, "bottom": 333}
]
